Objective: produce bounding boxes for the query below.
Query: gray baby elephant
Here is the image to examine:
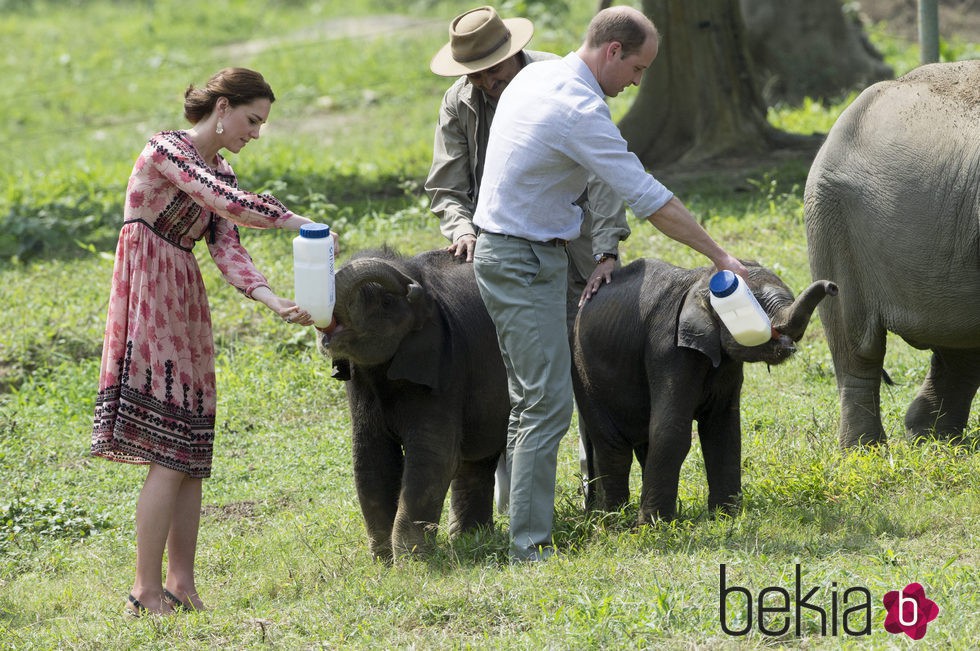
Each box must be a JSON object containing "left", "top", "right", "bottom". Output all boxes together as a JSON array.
[
  {"left": 572, "top": 258, "right": 836, "bottom": 524},
  {"left": 317, "top": 248, "right": 508, "bottom": 561}
]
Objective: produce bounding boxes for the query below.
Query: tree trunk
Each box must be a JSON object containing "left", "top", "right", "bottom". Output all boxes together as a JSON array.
[
  {"left": 740, "top": 0, "right": 893, "bottom": 105},
  {"left": 620, "top": 0, "right": 805, "bottom": 168}
]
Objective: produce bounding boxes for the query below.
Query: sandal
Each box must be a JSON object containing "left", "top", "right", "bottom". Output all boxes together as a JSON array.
[
  {"left": 163, "top": 588, "right": 193, "bottom": 612},
  {"left": 125, "top": 593, "right": 147, "bottom": 618}
]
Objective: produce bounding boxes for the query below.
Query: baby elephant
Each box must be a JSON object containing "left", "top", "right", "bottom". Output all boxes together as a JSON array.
[
  {"left": 317, "top": 248, "right": 508, "bottom": 561},
  {"left": 572, "top": 259, "right": 836, "bottom": 524}
]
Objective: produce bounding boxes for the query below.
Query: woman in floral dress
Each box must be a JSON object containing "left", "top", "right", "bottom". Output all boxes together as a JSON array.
[{"left": 91, "top": 68, "right": 334, "bottom": 616}]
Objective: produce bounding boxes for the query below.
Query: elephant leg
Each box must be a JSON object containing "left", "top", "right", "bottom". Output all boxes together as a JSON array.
[
  {"left": 905, "top": 348, "right": 980, "bottom": 442},
  {"left": 639, "top": 420, "right": 692, "bottom": 524},
  {"left": 576, "top": 417, "right": 602, "bottom": 512},
  {"left": 449, "top": 455, "right": 498, "bottom": 536},
  {"left": 822, "top": 302, "right": 888, "bottom": 447},
  {"left": 697, "top": 401, "right": 743, "bottom": 514},
  {"left": 570, "top": 365, "right": 598, "bottom": 510},
  {"left": 391, "top": 442, "right": 456, "bottom": 558},
  {"left": 352, "top": 430, "right": 403, "bottom": 563},
  {"left": 579, "top": 433, "right": 595, "bottom": 510},
  {"left": 590, "top": 439, "right": 633, "bottom": 513}
]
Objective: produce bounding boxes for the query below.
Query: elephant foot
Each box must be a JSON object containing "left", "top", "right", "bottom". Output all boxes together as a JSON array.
[
  {"left": 838, "top": 426, "right": 887, "bottom": 449},
  {"left": 369, "top": 543, "right": 393, "bottom": 564},
  {"left": 392, "top": 520, "right": 438, "bottom": 558},
  {"left": 905, "top": 395, "right": 969, "bottom": 444},
  {"left": 838, "top": 383, "right": 888, "bottom": 448},
  {"left": 707, "top": 493, "right": 741, "bottom": 515},
  {"left": 637, "top": 504, "right": 676, "bottom": 526},
  {"left": 909, "top": 431, "right": 965, "bottom": 447},
  {"left": 597, "top": 495, "right": 630, "bottom": 515},
  {"left": 447, "top": 515, "right": 494, "bottom": 539}
]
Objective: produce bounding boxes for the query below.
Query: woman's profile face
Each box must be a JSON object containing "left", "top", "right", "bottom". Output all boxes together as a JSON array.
[{"left": 219, "top": 98, "right": 272, "bottom": 153}]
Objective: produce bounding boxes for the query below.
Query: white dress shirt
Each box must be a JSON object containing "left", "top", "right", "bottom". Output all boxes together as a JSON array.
[{"left": 474, "top": 52, "right": 673, "bottom": 241}]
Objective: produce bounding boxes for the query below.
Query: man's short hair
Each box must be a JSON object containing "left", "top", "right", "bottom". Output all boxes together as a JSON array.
[{"left": 585, "top": 7, "right": 657, "bottom": 57}]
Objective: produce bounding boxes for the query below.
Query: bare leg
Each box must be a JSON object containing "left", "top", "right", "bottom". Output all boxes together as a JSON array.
[
  {"left": 129, "top": 463, "right": 184, "bottom": 614},
  {"left": 164, "top": 475, "right": 206, "bottom": 610}
]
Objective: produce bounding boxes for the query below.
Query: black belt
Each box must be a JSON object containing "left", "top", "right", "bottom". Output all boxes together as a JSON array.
[{"left": 481, "top": 231, "right": 567, "bottom": 247}]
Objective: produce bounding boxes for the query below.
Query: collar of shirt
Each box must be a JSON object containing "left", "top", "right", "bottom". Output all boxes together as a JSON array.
[{"left": 564, "top": 52, "right": 605, "bottom": 101}]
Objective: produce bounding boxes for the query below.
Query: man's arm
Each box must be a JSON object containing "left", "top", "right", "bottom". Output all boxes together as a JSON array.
[
  {"left": 424, "top": 86, "right": 479, "bottom": 260},
  {"left": 644, "top": 196, "right": 748, "bottom": 277},
  {"left": 577, "top": 176, "right": 630, "bottom": 305}
]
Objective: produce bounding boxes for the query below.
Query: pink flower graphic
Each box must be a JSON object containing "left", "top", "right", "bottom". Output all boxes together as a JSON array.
[{"left": 883, "top": 583, "right": 939, "bottom": 640}]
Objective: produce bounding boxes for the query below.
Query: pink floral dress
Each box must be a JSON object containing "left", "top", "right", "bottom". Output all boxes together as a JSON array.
[{"left": 91, "top": 130, "right": 294, "bottom": 478}]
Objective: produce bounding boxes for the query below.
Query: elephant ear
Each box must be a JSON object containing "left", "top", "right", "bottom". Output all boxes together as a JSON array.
[
  {"left": 385, "top": 283, "right": 446, "bottom": 391},
  {"left": 677, "top": 284, "right": 722, "bottom": 368}
]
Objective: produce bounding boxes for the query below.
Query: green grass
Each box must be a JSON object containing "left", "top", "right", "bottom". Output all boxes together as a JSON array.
[{"left": 2, "top": 1, "right": 979, "bottom": 648}]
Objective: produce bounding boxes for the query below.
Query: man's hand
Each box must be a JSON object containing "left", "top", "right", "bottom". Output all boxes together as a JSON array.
[
  {"left": 579, "top": 257, "right": 616, "bottom": 306},
  {"left": 712, "top": 254, "right": 750, "bottom": 281},
  {"left": 448, "top": 233, "right": 477, "bottom": 262}
]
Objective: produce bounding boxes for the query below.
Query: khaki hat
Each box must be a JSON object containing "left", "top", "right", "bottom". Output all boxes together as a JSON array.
[{"left": 429, "top": 6, "right": 533, "bottom": 77}]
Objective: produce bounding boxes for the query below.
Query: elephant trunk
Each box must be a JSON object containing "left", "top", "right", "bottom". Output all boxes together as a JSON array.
[
  {"left": 333, "top": 258, "right": 420, "bottom": 325},
  {"left": 775, "top": 280, "right": 839, "bottom": 341}
]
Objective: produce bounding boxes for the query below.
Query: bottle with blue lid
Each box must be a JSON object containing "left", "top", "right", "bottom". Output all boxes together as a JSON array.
[
  {"left": 708, "top": 270, "right": 772, "bottom": 347},
  {"left": 293, "top": 223, "right": 335, "bottom": 328}
]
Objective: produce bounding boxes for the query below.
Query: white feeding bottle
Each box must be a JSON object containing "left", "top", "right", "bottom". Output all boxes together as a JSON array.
[
  {"left": 293, "top": 223, "right": 335, "bottom": 328},
  {"left": 708, "top": 270, "right": 772, "bottom": 347}
]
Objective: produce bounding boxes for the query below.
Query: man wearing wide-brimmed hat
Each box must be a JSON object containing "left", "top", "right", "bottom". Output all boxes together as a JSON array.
[
  {"left": 424, "top": 6, "right": 630, "bottom": 519},
  {"left": 425, "top": 6, "right": 629, "bottom": 292}
]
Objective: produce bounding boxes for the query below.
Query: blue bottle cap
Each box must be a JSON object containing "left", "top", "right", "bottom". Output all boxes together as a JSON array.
[
  {"left": 300, "top": 223, "right": 331, "bottom": 238},
  {"left": 709, "top": 270, "right": 738, "bottom": 298}
]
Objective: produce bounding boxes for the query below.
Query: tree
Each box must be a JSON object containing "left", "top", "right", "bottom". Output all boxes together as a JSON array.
[
  {"left": 617, "top": 0, "right": 891, "bottom": 168},
  {"left": 741, "top": 0, "right": 892, "bottom": 105},
  {"left": 619, "top": 0, "right": 811, "bottom": 168}
]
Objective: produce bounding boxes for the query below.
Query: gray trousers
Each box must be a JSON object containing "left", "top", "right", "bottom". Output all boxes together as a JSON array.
[
  {"left": 493, "top": 238, "right": 595, "bottom": 514},
  {"left": 475, "top": 232, "right": 575, "bottom": 561}
]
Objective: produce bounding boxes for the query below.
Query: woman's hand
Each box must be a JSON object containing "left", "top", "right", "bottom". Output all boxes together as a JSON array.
[
  {"left": 277, "top": 301, "right": 314, "bottom": 326},
  {"left": 252, "top": 287, "right": 314, "bottom": 326}
]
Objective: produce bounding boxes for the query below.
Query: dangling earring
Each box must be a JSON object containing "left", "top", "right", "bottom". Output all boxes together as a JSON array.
[{"left": 215, "top": 119, "right": 224, "bottom": 135}]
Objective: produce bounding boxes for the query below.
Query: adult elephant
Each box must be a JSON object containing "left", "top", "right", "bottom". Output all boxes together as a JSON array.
[
  {"left": 572, "top": 259, "right": 836, "bottom": 523},
  {"left": 804, "top": 60, "right": 980, "bottom": 448},
  {"left": 317, "top": 248, "right": 508, "bottom": 561}
]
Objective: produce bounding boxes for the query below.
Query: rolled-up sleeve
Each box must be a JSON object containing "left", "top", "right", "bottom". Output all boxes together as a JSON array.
[
  {"left": 566, "top": 107, "right": 673, "bottom": 220},
  {"left": 585, "top": 174, "right": 630, "bottom": 254}
]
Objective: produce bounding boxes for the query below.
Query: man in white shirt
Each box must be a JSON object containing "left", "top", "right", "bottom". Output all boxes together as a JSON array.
[
  {"left": 425, "top": 5, "right": 632, "bottom": 514},
  {"left": 473, "top": 6, "right": 749, "bottom": 562}
]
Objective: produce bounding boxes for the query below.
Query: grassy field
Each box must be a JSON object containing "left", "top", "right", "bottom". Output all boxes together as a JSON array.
[{"left": 1, "top": 1, "right": 978, "bottom": 649}]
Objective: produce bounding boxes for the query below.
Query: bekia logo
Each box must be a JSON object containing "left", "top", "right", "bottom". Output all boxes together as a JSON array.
[
  {"left": 883, "top": 582, "right": 940, "bottom": 640},
  {"left": 719, "top": 564, "right": 940, "bottom": 639}
]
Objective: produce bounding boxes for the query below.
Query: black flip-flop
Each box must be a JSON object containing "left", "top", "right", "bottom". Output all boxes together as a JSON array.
[
  {"left": 163, "top": 588, "right": 193, "bottom": 612},
  {"left": 125, "top": 593, "right": 146, "bottom": 618}
]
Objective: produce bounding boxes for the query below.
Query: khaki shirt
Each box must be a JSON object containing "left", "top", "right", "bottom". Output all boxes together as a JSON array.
[{"left": 424, "top": 50, "right": 631, "bottom": 285}]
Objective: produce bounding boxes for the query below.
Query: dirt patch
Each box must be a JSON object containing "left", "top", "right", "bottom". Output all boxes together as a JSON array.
[{"left": 202, "top": 500, "right": 260, "bottom": 521}]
